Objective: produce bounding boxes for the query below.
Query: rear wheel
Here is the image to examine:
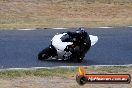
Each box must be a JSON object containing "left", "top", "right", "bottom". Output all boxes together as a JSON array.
[
  {"left": 70, "top": 46, "right": 85, "bottom": 63},
  {"left": 76, "top": 54, "right": 85, "bottom": 63},
  {"left": 71, "top": 53, "right": 84, "bottom": 63},
  {"left": 77, "top": 56, "right": 84, "bottom": 63}
]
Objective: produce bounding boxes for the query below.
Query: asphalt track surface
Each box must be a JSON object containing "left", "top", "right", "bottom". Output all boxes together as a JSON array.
[{"left": 0, "top": 27, "right": 132, "bottom": 68}]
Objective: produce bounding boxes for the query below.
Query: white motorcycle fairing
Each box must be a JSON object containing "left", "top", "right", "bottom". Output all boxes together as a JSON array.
[
  {"left": 51, "top": 33, "right": 98, "bottom": 59},
  {"left": 51, "top": 33, "right": 73, "bottom": 59},
  {"left": 89, "top": 35, "right": 98, "bottom": 46}
]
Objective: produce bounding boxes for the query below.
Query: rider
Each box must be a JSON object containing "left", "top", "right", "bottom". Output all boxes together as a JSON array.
[
  {"left": 67, "top": 27, "right": 88, "bottom": 45},
  {"left": 66, "top": 28, "right": 91, "bottom": 55}
]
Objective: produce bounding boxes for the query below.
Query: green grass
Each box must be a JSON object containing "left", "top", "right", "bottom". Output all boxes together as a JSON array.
[
  {"left": 0, "top": 68, "right": 75, "bottom": 78},
  {"left": 0, "top": 0, "right": 132, "bottom": 29},
  {"left": 0, "top": 66, "right": 131, "bottom": 78}
]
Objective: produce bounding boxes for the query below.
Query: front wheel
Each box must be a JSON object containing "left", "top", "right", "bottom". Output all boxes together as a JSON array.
[{"left": 38, "top": 47, "right": 52, "bottom": 60}]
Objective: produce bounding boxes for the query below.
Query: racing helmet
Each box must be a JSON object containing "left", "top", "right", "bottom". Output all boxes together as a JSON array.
[
  {"left": 76, "top": 28, "right": 85, "bottom": 33},
  {"left": 75, "top": 28, "right": 87, "bottom": 37}
]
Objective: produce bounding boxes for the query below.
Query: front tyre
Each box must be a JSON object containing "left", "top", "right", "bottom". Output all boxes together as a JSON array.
[{"left": 38, "top": 47, "right": 51, "bottom": 60}]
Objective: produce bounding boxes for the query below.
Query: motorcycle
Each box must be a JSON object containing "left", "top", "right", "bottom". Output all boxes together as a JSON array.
[{"left": 38, "top": 28, "right": 98, "bottom": 62}]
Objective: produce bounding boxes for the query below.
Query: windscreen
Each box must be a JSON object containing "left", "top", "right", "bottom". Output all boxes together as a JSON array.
[{"left": 61, "top": 34, "right": 73, "bottom": 42}]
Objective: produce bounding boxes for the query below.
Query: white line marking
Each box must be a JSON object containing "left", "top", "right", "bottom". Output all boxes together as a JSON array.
[
  {"left": 0, "top": 64, "right": 132, "bottom": 71},
  {"left": 17, "top": 29, "right": 36, "bottom": 30},
  {"left": 97, "top": 27, "right": 113, "bottom": 28},
  {"left": 52, "top": 28, "right": 67, "bottom": 29},
  {"left": 128, "top": 26, "right": 132, "bottom": 28}
]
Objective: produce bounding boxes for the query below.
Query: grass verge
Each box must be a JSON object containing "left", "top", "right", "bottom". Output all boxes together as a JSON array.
[
  {"left": 0, "top": 0, "right": 132, "bottom": 29},
  {"left": 0, "top": 66, "right": 131, "bottom": 78},
  {"left": 0, "top": 66, "right": 131, "bottom": 88},
  {"left": 0, "top": 68, "right": 74, "bottom": 78}
]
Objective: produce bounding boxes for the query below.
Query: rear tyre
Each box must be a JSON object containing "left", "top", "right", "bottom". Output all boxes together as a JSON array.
[
  {"left": 38, "top": 47, "right": 52, "bottom": 60},
  {"left": 76, "top": 54, "right": 84, "bottom": 63},
  {"left": 77, "top": 56, "right": 84, "bottom": 63},
  {"left": 71, "top": 53, "right": 84, "bottom": 63},
  {"left": 72, "top": 46, "right": 84, "bottom": 63}
]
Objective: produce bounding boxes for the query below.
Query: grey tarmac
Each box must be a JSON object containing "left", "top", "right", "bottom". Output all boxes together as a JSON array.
[{"left": 0, "top": 27, "right": 132, "bottom": 68}]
